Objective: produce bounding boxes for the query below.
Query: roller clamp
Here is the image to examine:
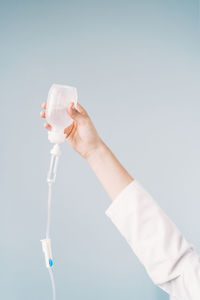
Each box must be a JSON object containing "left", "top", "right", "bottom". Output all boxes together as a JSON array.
[{"left": 41, "top": 238, "right": 54, "bottom": 268}]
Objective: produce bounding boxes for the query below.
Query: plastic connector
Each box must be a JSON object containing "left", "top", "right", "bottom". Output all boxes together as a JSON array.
[
  {"left": 48, "top": 130, "right": 66, "bottom": 144},
  {"left": 41, "top": 238, "right": 54, "bottom": 268},
  {"left": 50, "top": 144, "right": 62, "bottom": 156}
]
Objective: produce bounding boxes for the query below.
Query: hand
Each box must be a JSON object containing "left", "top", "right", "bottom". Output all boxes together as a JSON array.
[{"left": 40, "top": 102, "right": 104, "bottom": 159}]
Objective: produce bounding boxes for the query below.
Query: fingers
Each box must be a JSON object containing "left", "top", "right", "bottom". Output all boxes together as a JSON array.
[
  {"left": 40, "top": 111, "right": 46, "bottom": 118},
  {"left": 64, "top": 122, "right": 75, "bottom": 138},
  {"left": 44, "top": 123, "right": 52, "bottom": 130},
  {"left": 65, "top": 121, "right": 78, "bottom": 140},
  {"left": 67, "top": 102, "right": 83, "bottom": 123},
  {"left": 41, "top": 101, "right": 87, "bottom": 132},
  {"left": 76, "top": 103, "right": 88, "bottom": 117},
  {"left": 40, "top": 101, "right": 46, "bottom": 118},
  {"left": 41, "top": 102, "right": 47, "bottom": 109},
  {"left": 41, "top": 101, "right": 51, "bottom": 130},
  {"left": 67, "top": 102, "right": 89, "bottom": 124}
]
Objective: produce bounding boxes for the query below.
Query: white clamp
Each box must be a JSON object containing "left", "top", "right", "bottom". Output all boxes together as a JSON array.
[{"left": 41, "top": 238, "right": 54, "bottom": 268}]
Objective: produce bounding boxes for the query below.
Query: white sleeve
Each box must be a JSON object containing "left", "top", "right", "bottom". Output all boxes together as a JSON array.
[{"left": 105, "top": 179, "right": 200, "bottom": 299}]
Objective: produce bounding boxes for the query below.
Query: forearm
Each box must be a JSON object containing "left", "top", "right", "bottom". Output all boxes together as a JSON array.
[{"left": 86, "top": 141, "right": 134, "bottom": 201}]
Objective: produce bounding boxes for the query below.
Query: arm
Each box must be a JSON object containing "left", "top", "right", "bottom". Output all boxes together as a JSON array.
[
  {"left": 40, "top": 101, "right": 200, "bottom": 299},
  {"left": 87, "top": 142, "right": 200, "bottom": 299},
  {"left": 40, "top": 101, "right": 134, "bottom": 201},
  {"left": 86, "top": 142, "right": 134, "bottom": 201}
]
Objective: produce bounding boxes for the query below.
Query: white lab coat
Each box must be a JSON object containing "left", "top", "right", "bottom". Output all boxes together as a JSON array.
[{"left": 105, "top": 180, "right": 200, "bottom": 300}]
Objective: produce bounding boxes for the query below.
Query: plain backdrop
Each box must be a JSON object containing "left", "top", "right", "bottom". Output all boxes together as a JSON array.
[{"left": 0, "top": 1, "right": 200, "bottom": 299}]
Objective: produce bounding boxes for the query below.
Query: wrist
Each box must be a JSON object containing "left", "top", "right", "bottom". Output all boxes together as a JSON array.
[{"left": 85, "top": 140, "right": 108, "bottom": 162}]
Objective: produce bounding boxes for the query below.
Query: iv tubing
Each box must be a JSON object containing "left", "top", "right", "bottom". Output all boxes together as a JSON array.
[
  {"left": 41, "top": 143, "right": 61, "bottom": 300},
  {"left": 48, "top": 266, "right": 56, "bottom": 300},
  {"left": 46, "top": 182, "right": 52, "bottom": 239}
]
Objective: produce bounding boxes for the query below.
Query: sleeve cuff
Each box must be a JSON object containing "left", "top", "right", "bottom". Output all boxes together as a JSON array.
[
  {"left": 105, "top": 179, "right": 140, "bottom": 221},
  {"left": 104, "top": 178, "right": 194, "bottom": 286}
]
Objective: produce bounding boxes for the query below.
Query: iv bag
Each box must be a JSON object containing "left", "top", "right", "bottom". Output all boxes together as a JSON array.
[{"left": 46, "top": 84, "right": 78, "bottom": 144}]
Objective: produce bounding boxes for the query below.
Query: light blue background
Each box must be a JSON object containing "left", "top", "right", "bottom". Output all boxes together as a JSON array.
[{"left": 1, "top": 1, "right": 200, "bottom": 299}]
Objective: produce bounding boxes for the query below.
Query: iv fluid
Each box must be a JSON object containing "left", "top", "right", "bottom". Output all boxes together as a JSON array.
[{"left": 46, "top": 84, "right": 78, "bottom": 144}]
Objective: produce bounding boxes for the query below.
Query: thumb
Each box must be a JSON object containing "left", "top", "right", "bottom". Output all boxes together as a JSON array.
[{"left": 67, "top": 102, "right": 82, "bottom": 123}]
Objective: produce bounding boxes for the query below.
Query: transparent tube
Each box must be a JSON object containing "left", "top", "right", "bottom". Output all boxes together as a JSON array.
[
  {"left": 48, "top": 268, "right": 56, "bottom": 300},
  {"left": 42, "top": 145, "right": 61, "bottom": 300},
  {"left": 46, "top": 182, "right": 52, "bottom": 239}
]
